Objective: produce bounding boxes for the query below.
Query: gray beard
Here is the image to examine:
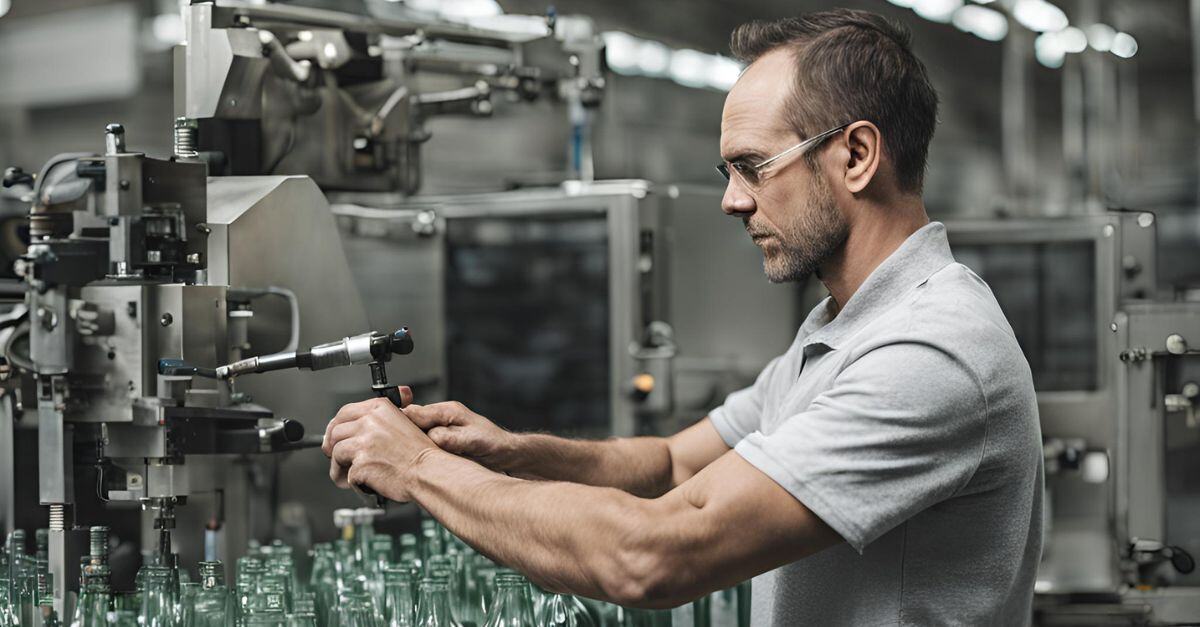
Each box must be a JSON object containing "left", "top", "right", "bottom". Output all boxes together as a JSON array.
[{"left": 760, "top": 176, "right": 848, "bottom": 284}]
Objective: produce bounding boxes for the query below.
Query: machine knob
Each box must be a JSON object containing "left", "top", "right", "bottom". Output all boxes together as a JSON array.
[
  {"left": 105, "top": 123, "right": 126, "bottom": 155},
  {"left": 2, "top": 166, "right": 33, "bottom": 189}
]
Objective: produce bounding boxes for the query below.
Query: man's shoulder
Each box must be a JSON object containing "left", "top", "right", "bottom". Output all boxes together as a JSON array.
[{"left": 854, "top": 262, "right": 1033, "bottom": 390}]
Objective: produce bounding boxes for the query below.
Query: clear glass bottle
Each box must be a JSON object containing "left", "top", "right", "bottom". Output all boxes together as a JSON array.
[
  {"left": 189, "top": 561, "right": 230, "bottom": 627},
  {"left": 140, "top": 565, "right": 175, "bottom": 627},
  {"left": 415, "top": 578, "right": 461, "bottom": 627},
  {"left": 238, "top": 557, "right": 267, "bottom": 624},
  {"left": 309, "top": 543, "right": 338, "bottom": 627},
  {"left": 481, "top": 573, "right": 534, "bottom": 627},
  {"left": 536, "top": 593, "right": 595, "bottom": 627},
  {"left": 287, "top": 611, "right": 319, "bottom": 627},
  {"left": 108, "top": 609, "right": 140, "bottom": 627},
  {"left": 381, "top": 565, "right": 415, "bottom": 627},
  {"left": 177, "top": 581, "right": 201, "bottom": 626},
  {"left": 336, "top": 580, "right": 383, "bottom": 627},
  {"left": 0, "top": 575, "right": 18, "bottom": 627},
  {"left": 73, "top": 563, "right": 113, "bottom": 627}
]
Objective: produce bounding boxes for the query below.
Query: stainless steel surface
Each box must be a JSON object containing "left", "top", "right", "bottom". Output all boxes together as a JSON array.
[
  {"left": 947, "top": 213, "right": 1200, "bottom": 620},
  {"left": 332, "top": 181, "right": 662, "bottom": 437}
]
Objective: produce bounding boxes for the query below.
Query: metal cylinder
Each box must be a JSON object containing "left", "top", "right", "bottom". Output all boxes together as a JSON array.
[
  {"left": 88, "top": 526, "right": 109, "bottom": 564},
  {"left": 173, "top": 117, "right": 199, "bottom": 160}
]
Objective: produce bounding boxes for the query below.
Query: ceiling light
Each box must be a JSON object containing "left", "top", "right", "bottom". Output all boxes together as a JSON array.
[
  {"left": 1086, "top": 24, "right": 1116, "bottom": 52},
  {"left": 1111, "top": 32, "right": 1138, "bottom": 58},
  {"left": 636, "top": 40, "right": 671, "bottom": 77},
  {"left": 669, "top": 49, "right": 710, "bottom": 89},
  {"left": 1057, "top": 26, "right": 1087, "bottom": 54},
  {"left": 913, "top": 0, "right": 964, "bottom": 24},
  {"left": 708, "top": 56, "right": 744, "bottom": 91},
  {"left": 1013, "top": 0, "right": 1068, "bottom": 33},
  {"left": 602, "top": 31, "right": 641, "bottom": 75},
  {"left": 0, "top": 0, "right": 10, "bottom": 19},
  {"left": 1035, "top": 31, "right": 1066, "bottom": 68},
  {"left": 887, "top": 0, "right": 917, "bottom": 7},
  {"left": 952, "top": 5, "right": 1008, "bottom": 42}
]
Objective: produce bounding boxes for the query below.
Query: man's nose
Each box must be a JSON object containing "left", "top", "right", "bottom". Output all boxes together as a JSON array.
[{"left": 721, "top": 177, "right": 756, "bottom": 216}]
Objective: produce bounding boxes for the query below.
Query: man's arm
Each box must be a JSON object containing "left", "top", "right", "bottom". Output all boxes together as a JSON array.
[
  {"left": 400, "top": 402, "right": 730, "bottom": 498},
  {"left": 323, "top": 398, "right": 842, "bottom": 608}
]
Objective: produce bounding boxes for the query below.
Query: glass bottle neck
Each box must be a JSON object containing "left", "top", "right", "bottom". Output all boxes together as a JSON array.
[{"left": 416, "top": 583, "right": 456, "bottom": 624}]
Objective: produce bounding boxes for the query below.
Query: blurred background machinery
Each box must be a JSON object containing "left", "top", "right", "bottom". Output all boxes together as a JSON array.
[{"left": 0, "top": 0, "right": 1199, "bottom": 625}]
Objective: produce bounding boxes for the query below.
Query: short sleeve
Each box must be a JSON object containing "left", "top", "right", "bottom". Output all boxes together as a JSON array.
[
  {"left": 734, "top": 341, "right": 987, "bottom": 553},
  {"left": 708, "top": 354, "right": 785, "bottom": 448}
]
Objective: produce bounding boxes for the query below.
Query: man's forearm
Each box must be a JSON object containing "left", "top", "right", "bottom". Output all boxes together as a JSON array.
[
  {"left": 409, "top": 447, "right": 668, "bottom": 605},
  {"left": 502, "top": 433, "right": 673, "bottom": 498}
]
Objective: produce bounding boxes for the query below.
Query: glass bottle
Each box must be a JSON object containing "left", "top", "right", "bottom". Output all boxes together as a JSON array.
[
  {"left": 238, "top": 557, "right": 267, "bottom": 623},
  {"left": 0, "top": 576, "right": 18, "bottom": 627},
  {"left": 287, "top": 612, "right": 319, "bottom": 627},
  {"left": 398, "top": 536, "right": 419, "bottom": 570},
  {"left": 259, "top": 573, "right": 293, "bottom": 614},
  {"left": 114, "top": 591, "right": 142, "bottom": 614},
  {"left": 108, "top": 610, "right": 140, "bottom": 627},
  {"left": 536, "top": 593, "right": 595, "bottom": 627},
  {"left": 177, "top": 581, "right": 201, "bottom": 626},
  {"left": 34, "top": 529, "right": 49, "bottom": 605},
  {"left": 73, "top": 563, "right": 113, "bottom": 627},
  {"left": 309, "top": 544, "right": 338, "bottom": 627},
  {"left": 38, "top": 603, "right": 62, "bottom": 627},
  {"left": 481, "top": 573, "right": 534, "bottom": 627},
  {"left": 140, "top": 565, "right": 175, "bottom": 627},
  {"left": 381, "top": 565, "right": 415, "bottom": 627},
  {"left": 336, "top": 580, "right": 382, "bottom": 627},
  {"left": 415, "top": 578, "right": 460, "bottom": 627}
]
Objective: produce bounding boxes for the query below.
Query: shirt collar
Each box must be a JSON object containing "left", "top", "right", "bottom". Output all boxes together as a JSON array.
[{"left": 801, "top": 221, "right": 955, "bottom": 350}]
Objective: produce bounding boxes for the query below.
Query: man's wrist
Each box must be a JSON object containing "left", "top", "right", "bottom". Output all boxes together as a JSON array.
[{"left": 496, "top": 431, "right": 528, "bottom": 474}]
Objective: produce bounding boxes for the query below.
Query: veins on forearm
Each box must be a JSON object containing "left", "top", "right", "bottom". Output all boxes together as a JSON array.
[{"left": 509, "top": 434, "right": 674, "bottom": 498}]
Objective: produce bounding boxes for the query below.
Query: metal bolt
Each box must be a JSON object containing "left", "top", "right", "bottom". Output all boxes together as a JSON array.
[
  {"left": 195, "top": 223, "right": 211, "bottom": 235},
  {"left": 38, "top": 306, "right": 58, "bottom": 331},
  {"left": 119, "top": 180, "right": 130, "bottom": 191},
  {"left": 1183, "top": 382, "right": 1200, "bottom": 399},
  {"left": 1110, "top": 323, "right": 1119, "bottom": 333},
  {"left": 160, "top": 313, "right": 173, "bottom": 327}
]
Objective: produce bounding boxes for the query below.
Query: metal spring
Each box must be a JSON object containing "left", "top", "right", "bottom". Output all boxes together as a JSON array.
[
  {"left": 48, "top": 504, "right": 64, "bottom": 532},
  {"left": 174, "top": 117, "right": 199, "bottom": 159}
]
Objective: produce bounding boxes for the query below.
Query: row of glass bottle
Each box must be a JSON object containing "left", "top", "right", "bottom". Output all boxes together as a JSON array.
[{"left": 0, "top": 509, "right": 750, "bottom": 627}]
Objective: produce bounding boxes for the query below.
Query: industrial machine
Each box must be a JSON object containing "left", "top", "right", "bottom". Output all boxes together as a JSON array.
[
  {"left": 947, "top": 212, "right": 1200, "bottom": 624},
  {"left": 0, "top": 0, "right": 607, "bottom": 620}
]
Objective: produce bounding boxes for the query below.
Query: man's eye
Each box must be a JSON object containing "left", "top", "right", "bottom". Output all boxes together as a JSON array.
[{"left": 733, "top": 162, "right": 759, "bottom": 181}]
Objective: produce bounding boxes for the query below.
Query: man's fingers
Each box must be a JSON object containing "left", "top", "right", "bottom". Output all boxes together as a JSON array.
[
  {"left": 329, "top": 456, "right": 350, "bottom": 489},
  {"left": 328, "top": 419, "right": 363, "bottom": 450},
  {"left": 331, "top": 438, "right": 359, "bottom": 468},
  {"left": 403, "top": 401, "right": 465, "bottom": 430},
  {"left": 322, "top": 399, "right": 374, "bottom": 456},
  {"left": 427, "top": 425, "right": 459, "bottom": 450},
  {"left": 397, "top": 386, "right": 413, "bottom": 408}
]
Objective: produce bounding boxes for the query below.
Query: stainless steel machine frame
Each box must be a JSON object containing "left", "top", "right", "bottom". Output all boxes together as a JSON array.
[
  {"left": 947, "top": 212, "right": 1200, "bottom": 623},
  {"left": 333, "top": 180, "right": 670, "bottom": 437}
]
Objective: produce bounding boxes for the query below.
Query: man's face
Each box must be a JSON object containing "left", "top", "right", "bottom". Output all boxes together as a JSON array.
[{"left": 719, "top": 49, "right": 848, "bottom": 283}]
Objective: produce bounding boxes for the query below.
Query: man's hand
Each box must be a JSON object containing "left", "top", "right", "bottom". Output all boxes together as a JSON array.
[
  {"left": 322, "top": 395, "right": 436, "bottom": 502},
  {"left": 403, "top": 402, "right": 522, "bottom": 473}
]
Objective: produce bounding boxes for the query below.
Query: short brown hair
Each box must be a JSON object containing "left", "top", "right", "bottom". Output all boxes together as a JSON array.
[{"left": 730, "top": 9, "right": 939, "bottom": 193}]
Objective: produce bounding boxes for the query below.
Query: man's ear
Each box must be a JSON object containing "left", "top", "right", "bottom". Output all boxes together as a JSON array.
[{"left": 842, "top": 121, "right": 882, "bottom": 194}]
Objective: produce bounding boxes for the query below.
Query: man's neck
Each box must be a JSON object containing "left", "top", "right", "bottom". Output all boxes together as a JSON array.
[{"left": 820, "top": 203, "right": 930, "bottom": 314}]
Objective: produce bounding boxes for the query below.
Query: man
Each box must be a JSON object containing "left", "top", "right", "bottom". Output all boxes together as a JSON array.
[{"left": 323, "top": 9, "right": 1044, "bottom": 625}]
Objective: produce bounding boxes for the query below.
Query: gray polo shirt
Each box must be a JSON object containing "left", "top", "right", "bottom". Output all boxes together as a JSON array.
[{"left": 710, "top": 222, "right": 1043, "bottom": 626}]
